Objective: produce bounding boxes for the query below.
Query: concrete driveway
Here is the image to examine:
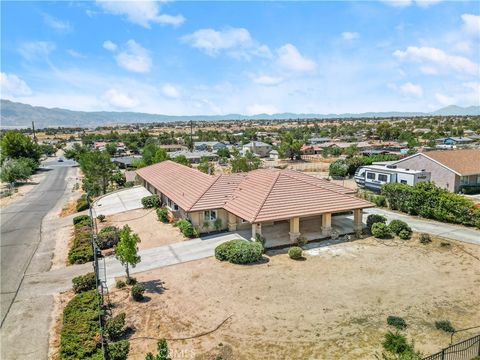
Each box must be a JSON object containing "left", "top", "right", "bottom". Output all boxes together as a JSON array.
[
  {"left": 92, "top": 186, "right": 151, "bottom": 217},
  {"left": 364, "top": 208, "right": 480, "bottom": 246}
]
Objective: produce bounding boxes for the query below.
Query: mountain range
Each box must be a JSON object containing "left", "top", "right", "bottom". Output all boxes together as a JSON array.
[{"left": 1, "top": 99, "right": 479, "bottom": 129}]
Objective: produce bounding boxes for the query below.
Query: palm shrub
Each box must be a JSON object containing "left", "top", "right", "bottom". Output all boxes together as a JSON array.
[
  {"left": 371, "top": 223, "right": 391, "bottom": 239},
  {"left": 366, "top": 214, "right": 387, "bottom": 231}
]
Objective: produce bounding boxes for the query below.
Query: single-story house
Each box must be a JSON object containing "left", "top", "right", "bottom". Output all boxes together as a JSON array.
[
  {"left": 309, "top": 137, "right": 331, "bottom": 145},
  {"left": 194, "top": 141, "right": 226, "bottom": 152},
  {"left": 159, "top": 144, "right": 187, "bottom": 152},
  {"left": 168, "top": 150, "right": 219, "bottom": 164},
  {"left": 392, "top": 149, "right": 480, "bottom": 192},
  {"left": 242, "top": 141, "right": 272, "bottom": 157},
  {"left": 436, "top": 137, "right": 473, "bottom": 146},
  {"left": 111, "top": 156, "right": 142, "bottom": 169},
  {"left": 136, "top": 161, "right": 373, "bottom": 243}
]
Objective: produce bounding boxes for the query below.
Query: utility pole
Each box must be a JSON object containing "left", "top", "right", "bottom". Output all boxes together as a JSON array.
[
  {"left": 32, "top": 121, "right": 37, "bottom": 143},
  {"left": 190, "top": 120, "right": 194, "bottom": 152}
]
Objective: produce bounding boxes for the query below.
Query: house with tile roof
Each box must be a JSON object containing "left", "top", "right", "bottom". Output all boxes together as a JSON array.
[
  {"left": 392, "top": 149, "right": 480, "bottom": 192},
  {"left": 136, "top": 161, "right": 373, "bottom": 244}
]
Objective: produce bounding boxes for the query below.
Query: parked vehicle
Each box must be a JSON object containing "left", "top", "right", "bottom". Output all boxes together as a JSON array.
[{"left": 354, "top": 164, "right": 430, "bottom": 191}]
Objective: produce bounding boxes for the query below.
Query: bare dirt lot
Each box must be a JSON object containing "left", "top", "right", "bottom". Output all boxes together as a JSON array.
[
  {"left": 107, "top": 235, "right": 480, "bottom": 360},
  {"left": 101, "top": 208, "right": 187, "bottom": 251}
]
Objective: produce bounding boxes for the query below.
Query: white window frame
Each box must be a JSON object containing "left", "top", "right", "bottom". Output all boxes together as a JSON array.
[
  {"left": 366, "top": 172, "right": 375, "bottom": 180},
  {"left": 166, "top": 197, "right": 179, "bottom": 211},
  {"left": 378, "top": 174, "right": 388, "bottom": 182},
  {"left": 204, "top": 210, "right": 217, "bottom": 222}
]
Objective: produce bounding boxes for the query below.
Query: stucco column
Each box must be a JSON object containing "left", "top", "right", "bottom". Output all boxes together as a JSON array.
[
  {"left": 289, "top": 217, "right": 300, "bottom": 242},
  {"left": 228, "top": 212, "right": 237, "bottom": 232},
  {"left": 321, "top": 213, "right": 332, "bottom": 237},
  {"left": 251, "top": 223, "right": 262, "bottom": 240},
  {"left": 353, "top": 209, "right": 363, "bottom": 234}
]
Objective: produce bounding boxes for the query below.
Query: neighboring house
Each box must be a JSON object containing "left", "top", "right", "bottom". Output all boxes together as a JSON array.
[
  {"left": 111, "top": 156, "right": 142, "bottom": 169},
  {"left": 194, "top": 141, "right": 226, "bottom": 152},
  {"left": 168, "top": 150, "right": 219, "bottom": 164},
  {"left": 436, "top": 137, "right": 473, "bottom": 146},
  {"left": 94, "top": 141, "right": 107, "bottom": 151},
  {"left": 242, "top": 141, "right": 272, "bottom": 157},
  {"left": 269, "top": 150, "right": 279, "bottom": 160},
  {"left": 159, "top": 144, "right": 187, "bottom": 152},
  {"left": 309, "top": 137, "right": 331, "bottom": 144},
  {"left": 136, "top": 161, "right": 373, "bottom": 242},
  {"left": 392, "top": 149, "right": 480, "bottom": 192}
]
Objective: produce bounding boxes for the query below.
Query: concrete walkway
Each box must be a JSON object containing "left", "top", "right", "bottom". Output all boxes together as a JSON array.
[
  {"left": 92, "top": 186, "right": 151, "bottom": 217},
  {"left": 364, "top": 208, "right": 480, "bottom": 246}
]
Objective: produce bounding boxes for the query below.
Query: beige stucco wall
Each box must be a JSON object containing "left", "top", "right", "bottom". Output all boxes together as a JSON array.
[
  {"left": 394, "top": 155, "right": 458, "bottom": 192},
  {"left": 190, "top": 209, "right": 229, "bottom": 233}
]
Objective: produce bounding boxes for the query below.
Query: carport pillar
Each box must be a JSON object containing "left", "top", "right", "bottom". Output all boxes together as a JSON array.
[
  {"left": 353, "top": 209, "right": 363, "bottom": 235},
  {"left": 321, "top": 213, "right": 332, "bottom": 237},
  {"left": 228, "top": 212, "right": 237, "bottom": 232},
  {"left": 251, "top": 223, "right": 262, "bottom": 240},
  {"left": 289, "top": 217, "right": 301, "bottom": 242}
]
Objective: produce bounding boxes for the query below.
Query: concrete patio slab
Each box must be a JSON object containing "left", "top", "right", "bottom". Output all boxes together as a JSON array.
[{"left": 92, "top": 186, "right": 151, "bottom": 217}]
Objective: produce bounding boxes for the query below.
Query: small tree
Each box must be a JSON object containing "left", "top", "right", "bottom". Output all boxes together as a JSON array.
[
  {"left": 114, "top": 225, "right": 141, "bottom": 280},
  {"left": 0, "top": 158, "right": 34, "bottom": 184},
  {"left": 145, "top": 339, "right": 171, "bottom": 360}
]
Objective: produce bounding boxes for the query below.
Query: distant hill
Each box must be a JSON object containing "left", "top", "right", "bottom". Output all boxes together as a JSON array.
[{"left": 0, "top": 99, "right": 478, "bottom": 129}]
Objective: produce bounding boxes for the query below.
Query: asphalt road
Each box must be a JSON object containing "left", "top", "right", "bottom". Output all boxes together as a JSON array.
[{"left": 0, "top": 162, "right": 72, "bottom": 326}]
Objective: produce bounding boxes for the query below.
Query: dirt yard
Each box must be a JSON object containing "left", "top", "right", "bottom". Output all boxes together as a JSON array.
[
  {"left": 108, "top": 235, "right": 480, "bottom": 360},
  {"left": 0, "top": 170, "right": 47, "bottom": 208},
  {"left": 102, "top": 208, "right": 187, "bottom": 251}
]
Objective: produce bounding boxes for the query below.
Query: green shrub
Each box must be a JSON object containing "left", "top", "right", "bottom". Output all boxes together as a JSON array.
[
  {"left": 107, "top": 340, "right": 130, "bottom": 360},
  {"left": 388, "top": 220, "right": 411, "bottom": 236},
  {"left": 73, "top": 215, "right": 91, "bottom": 226},
  {"left": 175, "top": 219, "right": 199, "bottom": 238},
  {"left": 141, "top": 195, "right": 161, "bottom": 209},
  {"left": 97, "top": 214, "right": 106, "bottom": 222},
  {"left": 435, "top": 320, "right": 455, "bottom": 333},
  {"left": 96, "top": 226, "right": 119, "bottom": 249},
  {"left": 68, "top": 230, "right": 94, "bottom": 265},
  {"left": 116, "top": 280, "right": 126, "bottom": 289},
  {"left": 255, "top": 233, "right": 266, "bottom": 248},
  {"left": 214, "top": 218, "right": 223, "bottom": 231},
  {"left": 126, "top": 277, "right": 137, "bottom": 286},
  {"left": 366, "top": 214, "right": 387, "bottom": 231},
  {"left": 371, "top": 223, "right": 392, "bottom": 239},
  {"left": 72, "top": 272, "right": 96, "bottom": 294},
  {"left": 215, "top": 240, "right": 263, "bottom": 264},
  {"left": 398, "top": 229, "right": 411, "bottom": 240},
  {"left": 131, "top": 283, "right": 145, "bottom": 301},
  {"left": 76, "top": 195, "right": 89, "bottom": 212},
  {"left": 373, "top": 195, "right": 387, "bottom": 207},
  {"left": 156, "top": 208, "right": 169, "bottom": 223},
  {"left": 288, "top": 246, "right": 303, "bottom": 259},
  {"left": 329, "top": 160, "right": 349, "bottom": 178},
  {"left": 387, "top": 316, "right": 407, "bottom": 330},
  {"left": 382, "top": 331, "right": 411, "bottom": 354},
  {"left": 419, "top": 233, "right": 432, "bottom": 244},
  {"left": 105, "top": 313, "right": 126, "bottom": 341},
  {"left": 60, "top": 289, "right": 102, "bottom": 360}
]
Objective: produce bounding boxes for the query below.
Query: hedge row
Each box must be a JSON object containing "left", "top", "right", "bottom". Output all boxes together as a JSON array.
[
  {"left": 68, "top": 217, "right": 94, "bottom": 264},
  {"left": 382, "top": 182, "right": 480, "bottom": 228}
]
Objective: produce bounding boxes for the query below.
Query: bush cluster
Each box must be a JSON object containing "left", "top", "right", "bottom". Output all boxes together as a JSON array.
[
  {"left": 371, "top": 223, "right": 392, "bottom": 238},
  {"left": 387, "top": 316, "right": 407, "bottom": 330},
  {"left": 131, "top": 283, "right": 145, "bottom": 301},
  {"left": 382, "top": 182, "right": 480, "bottom": 228},
  {"left": 366, "top": 214, "right": 387, "bottom": 231},
  {"left": 175, "top": 219, "right": 199, "bottom": 238},
  {"left": 141, "top": 195, "right": 161, "bottom": 209},
  {"left": 215, "top": 240, "right": 263, "bottom": 264},
  {"left": 389, "top": 220, "right": 412, "bottom": 240},
  {"left": 329, "top": 154, "right": 401, "bottom": 178},
  {"left": 156, "top": 208, "right": 169, "bottom": 223},
  {"left": 97, "top": 226, "right": 120, "bottom": 249},
  {"left": 68, "top": 221, "right": 94, "bottom": 264},
  {"left": 72, "top": 272, "right": 96, "bottom": 294},
  {"left": 381, "top": 331, "right": 421, "bottom": 359},
  {"left": 107, "top": 340, "right": 130, "bottom": 360},
  {"left": 76, "top": 194, "right": 89, "bottom": 212},
  {"left": 288, "top": 246, "right": 303, "bottom": 260},
  {"left": 60, "top": 290, "right": 102, "bottom": 359}
]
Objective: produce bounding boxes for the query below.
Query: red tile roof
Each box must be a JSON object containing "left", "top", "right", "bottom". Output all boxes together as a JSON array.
[{"left": 137, "top": 161, "right": 373, "bottom": 222}]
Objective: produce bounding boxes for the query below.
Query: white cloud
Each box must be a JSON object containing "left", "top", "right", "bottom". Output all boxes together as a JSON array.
[
  {"left": 252, "top": 75, "right": 283, "bottom": 86},
  {"left": 182, "top": 27, "right": 271, "bottom": 59},
  {"left": 277, "top": 44, "right": 316, "bottom": 73},
  {"left": 341, "top": 32, "right": 359, "bottom": 40},
  {"left": 246, "top": 104, "right": 279, "bottom": 115},
  {"left": 103, "top": 88, "right": 139, "bottom": 108},
  {"left": 114, "top": 40, "right": 152, "bottom": 73},
  {"left": 18, "top": 41, "right": 55, "bottom": 62},
  {"left": 161, "top": 84, "right": 180, "bottom": 98},
  {"left": 381, "top": 0, "right": 442, "bottom": 7},
  {"left": 399, "top": 82, "right": 423, "bottom": 97},
  {"left": 420, "top": 66, "right": 438, "bottom": 75},
  {"left": 393, "top": 46, "right": 478, "bottom": 75},
  {"left": 95, "top": 0, "right": 184, "bottom": 28},
  {"left": 43, "top": 13, "right": 72, "bottom": 33},
  {"left": 67, "top": 49, "right": 86, "bottom": 58},
  {"left": 462, "top": 14, "right": 480, "bottom": 36},
  {"left": 0, "top": 73, "right": 32, "bottom": 97},
  {"left": 103, "top": 40, "right": 117, "bottom": 52}
]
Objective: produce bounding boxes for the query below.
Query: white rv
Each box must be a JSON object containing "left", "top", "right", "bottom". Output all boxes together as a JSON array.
[{"left": 354, "top": 164, "right": 430, "bottom": 191}]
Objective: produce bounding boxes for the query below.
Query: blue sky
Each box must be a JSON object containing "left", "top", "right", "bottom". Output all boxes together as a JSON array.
[{"left": 1, "top": 1, "right": 479, "bottom": 115}]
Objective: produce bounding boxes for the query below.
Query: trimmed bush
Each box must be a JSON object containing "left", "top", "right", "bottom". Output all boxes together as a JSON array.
[
  {"left": 60, "top": 290, "right": 102, "bottom": 359},
  {"left": 215, "top": 240, "right": 263, "bottom": 264},
  {"left": 288, "top": 246, "right": 303, "bottom": 260},
  {"left": 156, "top": 208, "right": 169, "bottom": 223},
  {"left": 387, "top": 316, "right": 407, "bottom": 330},
  {"left": 141, "top": 195, "right": 161, "bottom": 209},
  {"left": 73, "top": 215, "right": 91, "bottom": 226},
  {"left": 366, "top": 214, "right": 387, "bottom": 231},
  {"left": 175, "top": 219, "right": 199, "bottom": 238},
  {"left": 419, "top": 233, "right": 432, "bottom": 244},
  {"left": 371, "top": 223, "right": 392, "bottom": 239},
  {"left": 435, "top": 320, "right": 455, "bottom": 333},
  {"left": 131, "top": 283, "right": 145, "bottom": 301},
  {"left": 388, "top": 220, "right": 411, "bottom": 236},
  {"left": 115, "top": 280, "right": 126, "bottom": 289},
  {"left": 105, "top": 312, "right": 126, "bottom": 341},
  {"left": 72, "top": 272, "right": 96, "bottom": 294},
  {"left": 76, "top": 195, "right": 89, "bottom": 212},
  {"left": 107, "top": 340, "right": 130, "bottom": 360}
]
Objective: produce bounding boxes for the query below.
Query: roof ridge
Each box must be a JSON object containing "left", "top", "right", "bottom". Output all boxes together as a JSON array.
[
  {"left": 187, "top": 173, "right": 222, "bottom": 211},
  {"left": 283, "top": 170, "right": 355, "bottom": 197},
  {"left": 251, "top": 171, "right": 282, "bottom": 223}
]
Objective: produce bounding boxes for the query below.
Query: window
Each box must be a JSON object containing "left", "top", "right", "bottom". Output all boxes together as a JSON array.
[
  {"left": 204, "top": 210, "right": 217, "bottom": 221},
  {"left": 166, "top": 198, "right": 179, "bottom": 211},
  {"left": 378, "top": 174, "right": 388, "bottom": 182},
  {"left": 400, "top": 180, "right": 407, "bottom": 184},
  {"left": 460, "top": 176, "right": 469, "bottom": 185},
  {"left": 367, "top": 172, "right": 375, "bottom": 180}
]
